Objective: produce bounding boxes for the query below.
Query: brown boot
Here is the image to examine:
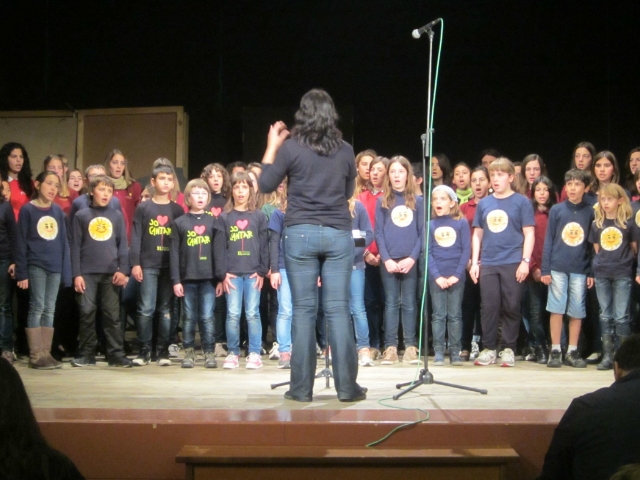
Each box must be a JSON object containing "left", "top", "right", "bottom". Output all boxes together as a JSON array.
[
  {"left": 41, "top": 327, "right": 62, "bottom": 369},
  {"left": 26, "top": 328, "right": 55, "bottom": 370}
]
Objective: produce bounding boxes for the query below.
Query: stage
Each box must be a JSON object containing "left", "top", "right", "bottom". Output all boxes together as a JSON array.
[{"left": 18, "top": 354, "right": 613, "bottom": 479}]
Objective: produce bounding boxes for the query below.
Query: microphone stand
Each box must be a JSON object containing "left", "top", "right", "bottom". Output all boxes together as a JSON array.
[{"left": 394, "top": 20, "right": 487, "bottom": 400}]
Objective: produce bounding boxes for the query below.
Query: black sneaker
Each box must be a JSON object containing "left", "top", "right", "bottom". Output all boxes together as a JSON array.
[
  {"left": 71, "top": 355, "right": 96, "bottom": 367},
  {"left": 132, "top": 348, "right": 151, "bottom": 366},
  {"left": 547, "top": 349, "right": 562, "bottom": 368},
  {"left": 564, "top": 350, "right": 587, "bottom": 368},
  {"left": 157, "top": 348, "right": 171, "bottom": 366},
  {"left": 108, "top": 356, "right": 133, "bottom": 368}
]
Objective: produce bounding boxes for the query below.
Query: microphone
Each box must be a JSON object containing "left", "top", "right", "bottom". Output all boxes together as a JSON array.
[{"left": 412, "top": 18, "right": 442, "bottom": 39}]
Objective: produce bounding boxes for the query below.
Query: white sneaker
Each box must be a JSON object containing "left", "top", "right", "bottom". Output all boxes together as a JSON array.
[
  {"left": 474, "top": 349, "right": 497, "bottom": 366},
  {"left": 470, "top": 341, "right": 480, "bottom": 360},
  {"left": 499, "top": 348, "right": 515, "bottom": 367},
  {"left": 168, "top": 344, "right": 180, "bottom": 358},
  {"left": 246, "top": 352, "right": 263, "bottom": 369},
  {"left": 223, "top": 353, "right": 239, "bottom": 369},
  {"left": 358, "top": 348, "right": 375, "bottom": 367},
  {"left": 268, "top": 342, "right": 280, "bottom": 360}
]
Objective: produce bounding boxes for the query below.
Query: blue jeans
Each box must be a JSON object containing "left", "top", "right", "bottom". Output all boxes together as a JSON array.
[
  {"left": 381, "top": 264, "right": 418, "bottom": 349},
  {"left": 225, "top": 275, "right": 262, "bottom": 355},
  {"left": 182, "top": 280, "right": 215, "bottom": 352},
  {"left": 0, "top": 259, "right": 14, "bottom": 350},
  {"left": 276, "top": 269, "right": 292, "bottom": 353},
  {"left": 364, "top": 264, "right": 384, "bottom": 350},
  {"left": 136, "top": 268, "right": 173, "bottom": 351},
  {"left": 284, "top": 225, "right": 360, "bottom": 400},
  {"left": 27, "top": 265, "right": 61, "bottom": 328},
  {"left": 595, "top": 277, "right": 632, "bottom": 337},
  {"left": 429, "top": 276, "right": 464, "bottom": 354},
  {"left": 350, "top": 267, "right": 370, "bottom": 350}
]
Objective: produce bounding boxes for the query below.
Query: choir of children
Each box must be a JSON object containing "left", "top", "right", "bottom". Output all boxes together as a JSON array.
[{"left": 1, "top": 140, "right": 640, "bottom": 375}]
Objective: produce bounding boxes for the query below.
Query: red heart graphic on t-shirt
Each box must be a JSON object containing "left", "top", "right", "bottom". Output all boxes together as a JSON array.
[
  {"left": 236, "top": 219, "right": 249, "bottom": 230},
  {"left": 194, "top": 225, "right": 206, "bottom": 235},
  {"left": 157, "top": 215, "right": 168, "bottom": 226},
  {"left": 211, "top": 207, "right": 222, "bottom": 217}
]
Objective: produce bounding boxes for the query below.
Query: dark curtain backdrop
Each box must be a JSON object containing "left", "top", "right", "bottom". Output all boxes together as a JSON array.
[{"left": 2, "top": 0, "right": 639, "bottom": 185}]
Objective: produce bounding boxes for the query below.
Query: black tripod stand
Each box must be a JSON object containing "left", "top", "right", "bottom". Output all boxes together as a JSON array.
[
  {"left": 394, "top": 18, "right": 487, "bottom": 400},
  {"left": 270, "top": 305, "right": 333, "bottom": 390}
]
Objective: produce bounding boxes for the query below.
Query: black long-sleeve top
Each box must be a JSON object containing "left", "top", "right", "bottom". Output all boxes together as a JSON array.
[
  {"left": 170, "top": 212, "right": 226, "bottom": 284},
  {"left": 258, "top": 139, "right": 356, "bottom": 231},
  {"left": 216, "top": 209, "right": 269, "bottom": 277},
  {"left": 129, "top": 200, "right": 185, "bottom": 269},
  {"left": 0, "top": 202, "right": 16, "bottom": 262}
]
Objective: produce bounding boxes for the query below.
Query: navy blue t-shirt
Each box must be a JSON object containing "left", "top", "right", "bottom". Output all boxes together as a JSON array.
[
  {"left": 589, "top": 218, "right": 637, "bottom": 279},
  {"left": 472, "top": 192, "right": 535, "bottom": 266}
]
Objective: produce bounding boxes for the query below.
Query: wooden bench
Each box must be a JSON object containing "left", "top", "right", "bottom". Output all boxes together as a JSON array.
[{"left": 176, "top": 445, "right": 519, "bottom": 480}]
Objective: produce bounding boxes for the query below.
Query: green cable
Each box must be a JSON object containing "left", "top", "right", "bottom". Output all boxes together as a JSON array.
[
  {"left": 365, "top": 21, "right": 444, "bottom": 449},
  {"left": 366, "top": 397, "right": 431, "bottom": 447}
]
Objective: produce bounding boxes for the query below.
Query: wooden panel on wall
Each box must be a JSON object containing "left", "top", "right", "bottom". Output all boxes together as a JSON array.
[
  {"left": 77, "top": 106, "right": 189, "bottom": 179},
  {"left": 0, "top": 111, "right": 77, "bottom": 168}
]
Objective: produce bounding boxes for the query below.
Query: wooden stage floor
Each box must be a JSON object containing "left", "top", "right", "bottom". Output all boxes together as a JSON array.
[
  {"left": 18, "top": 353, "right": 613, "bottom": 411},
  {"left": 17, "top": 354, "right": 615, "bottom": 479}
]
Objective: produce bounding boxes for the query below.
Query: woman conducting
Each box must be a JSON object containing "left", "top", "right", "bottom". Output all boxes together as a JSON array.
[{"left": 258, "top": 89, "right": 366, "bottom": 402}]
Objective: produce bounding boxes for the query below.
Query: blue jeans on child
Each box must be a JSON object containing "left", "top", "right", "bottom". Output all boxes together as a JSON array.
[
  {"left": 381, "top": 265, "right": 418, "bottom": 349},
  {"left": 284, "top": 225, "right": 360, "bottom": 401},
  {"left": 27, "top": 265, "right": 61, "bottom": 328},
  {"left": 350, "top": 267, "right": 370, "bottom": 350},
  {"left": 364, "top": 264, "right": 384, "bottom": 350},
  {"left": 182, "top": 280, "right": 216, "bottom": 352},
  {"left": 225, "top": 274, "right": 262, "bottom": 355},
  {"left": 429, "top": 276, "right": 465, "bottom": 354},
  {"left": 595, "top": 277, "right": 632, "bottom": 337},
  {"left": 136, "top": 267, "right": 173, "bottom": 352},
  {"left": 0, "top": 259, "right": 14, "bottom": 351},
  {"left": 276, "top": 269, "right": 292, "bottom": 353}
]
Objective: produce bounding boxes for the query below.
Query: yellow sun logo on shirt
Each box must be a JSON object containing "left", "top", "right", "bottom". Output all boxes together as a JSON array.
[
  {"left": 434, "top": 226, "right": 457, "bottom": 247},
  {"left": 37, "top": 216, "right": 58, "bottom": 240},
  {"left": 600, "top": 227, "right": 622, "bottom": 251},
  {"left": 88, "top": 217, "right": 113, "bottom": 241},
  {"left": 561, "top": 222, "right": 584, "bottom": 247},
  {"left": 486, "top": 209, "right": 508, "bottom": 233}
]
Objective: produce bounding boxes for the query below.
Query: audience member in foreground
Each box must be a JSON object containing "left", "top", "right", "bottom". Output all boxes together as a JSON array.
[
  {"left": 539, "top": 334, "right": 640, "bottom": 480},
  {"left": 0, "top": 358, "right": 84, "bottom": 479}
]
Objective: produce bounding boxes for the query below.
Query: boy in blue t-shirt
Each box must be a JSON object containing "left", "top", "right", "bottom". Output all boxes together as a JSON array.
[
  {"left": 541, "top": 169, "right": 594, "bottom": 368},
  {"left": 470, "top": 158, "right": 535, "bottom": 367}
]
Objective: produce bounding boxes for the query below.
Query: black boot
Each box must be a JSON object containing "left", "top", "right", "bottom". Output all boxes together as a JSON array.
[
  {"left": 597, "top": 335, "right": 614, "bottom": 371},
  {"left": 535, "top": 344, "right": 548, "bottom": 365}
]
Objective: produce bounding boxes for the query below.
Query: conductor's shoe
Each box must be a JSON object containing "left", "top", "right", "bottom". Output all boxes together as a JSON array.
[
  {"left": 338, "top": 387, "right": 368, "bottom": 403},
  {"left": 284, "top": 390, "right": 312, "bottom": 402}
]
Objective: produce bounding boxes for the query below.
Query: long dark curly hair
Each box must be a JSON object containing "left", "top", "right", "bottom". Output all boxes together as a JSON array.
[
  {"left": 290, "top": 89, "right": 343, "bottom": 156},
  {"left": 0, "top": 142, "right": 34, "bottom": 198}
]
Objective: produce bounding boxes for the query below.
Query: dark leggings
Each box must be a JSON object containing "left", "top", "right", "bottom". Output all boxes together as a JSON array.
[{"left": 480, "top": 263, "right": 524, "bottom": 351}]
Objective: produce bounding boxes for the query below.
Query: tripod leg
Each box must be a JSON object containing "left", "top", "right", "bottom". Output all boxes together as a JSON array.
[
  {"left": 432, "top": 380, "right": 488, "bottom": 395},
  {"left": 393, "top": 380, "right": 425, "bottom": 400},
  {"left": 270, "top": 380, "right": 291, "bottom": 389}
]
